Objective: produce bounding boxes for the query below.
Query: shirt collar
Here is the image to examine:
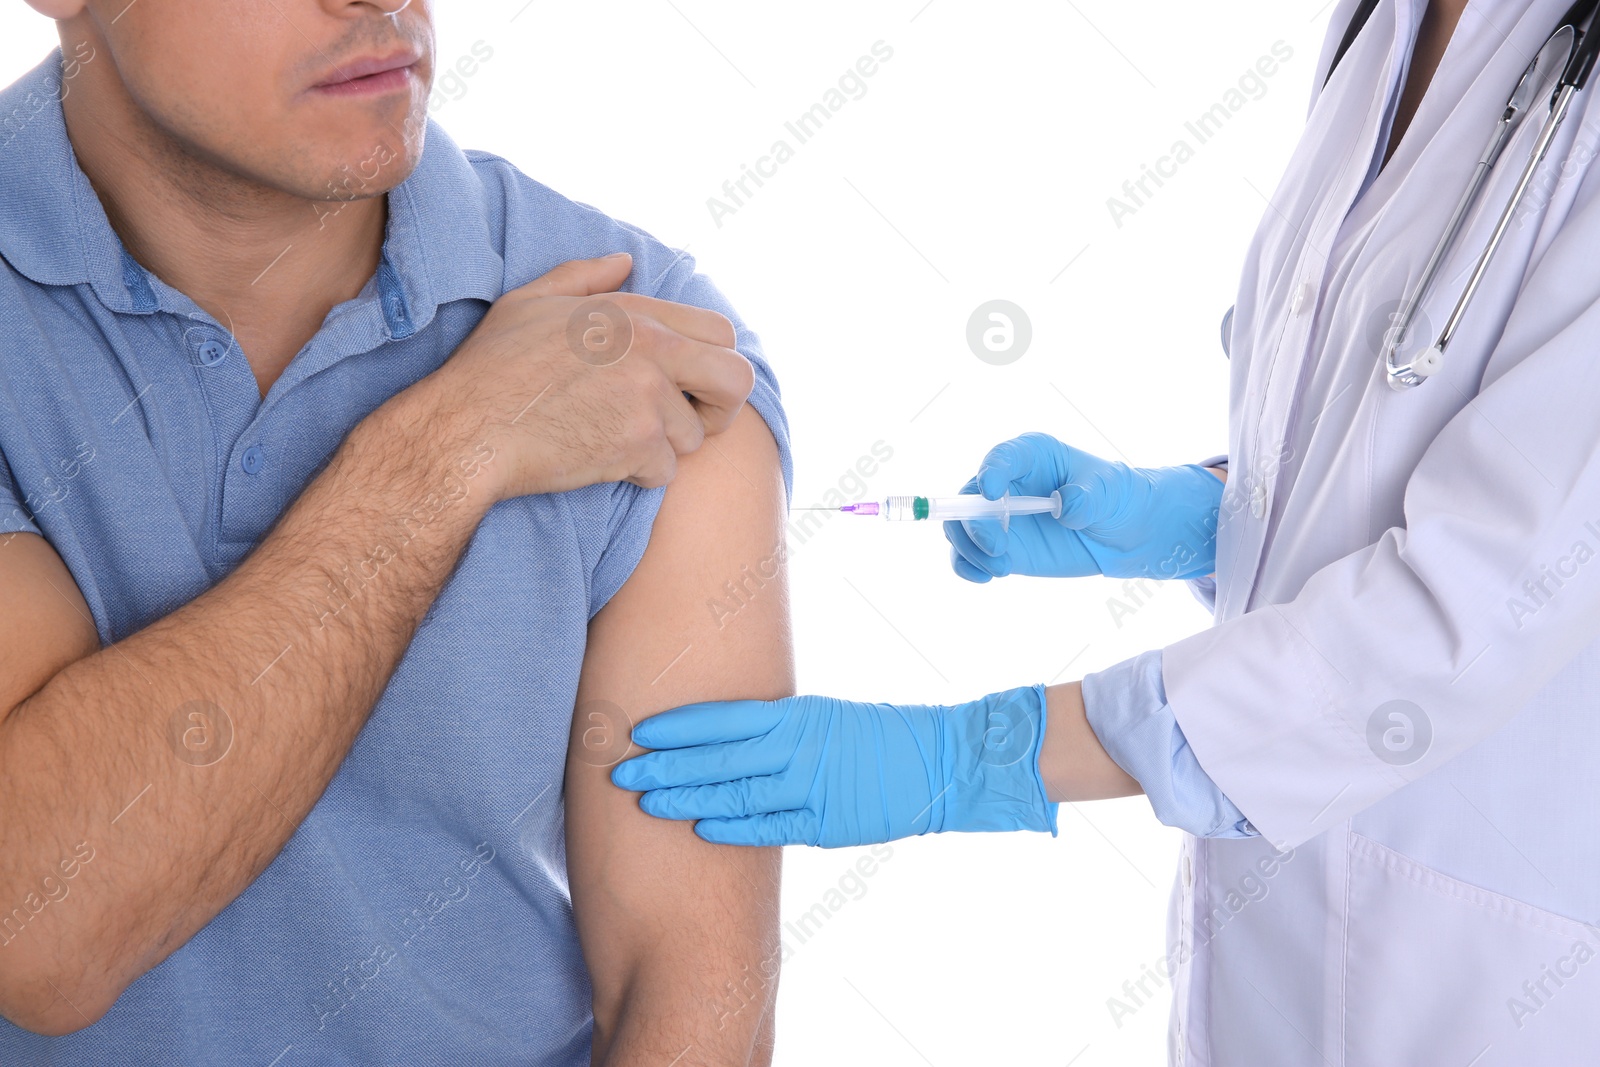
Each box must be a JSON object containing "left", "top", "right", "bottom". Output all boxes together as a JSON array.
[{"left": 0, "top": 46, "right": 504, "bottom": 325}]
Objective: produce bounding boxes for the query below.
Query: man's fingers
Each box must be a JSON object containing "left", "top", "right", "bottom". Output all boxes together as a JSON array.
[
  {"left": 694, "top": 809, "right": 823, "bottom": 847},
  {"left": 633, "top": 322, "right": 754, "bottom": 438},
  {"left": 525, "top": 267, "right": 750, "bottom": 436},
  {"left": 616, "top": 295, "right": 737, "bottom": 350},
  {"left": 516, "top": 252, "right": 636, "bottom": 299},
  {"left": 624, "top": 447, "right": 678, "bottom": 491},
  {"left": 617, "top": 352, "right": 737, "bottom": 487},
  {"left": 514, "top": 256, "right": 736, "bottom": 349},
  {"left": 655, "top": 384, "right": 707, "bottom": 458},
  {"left": 684, "top": 357, "right": 755, "bottom": 438}
]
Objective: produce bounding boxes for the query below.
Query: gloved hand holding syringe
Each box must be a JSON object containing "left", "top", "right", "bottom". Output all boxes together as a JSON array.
[{"left": 796, "top": 433, "right": 1225, "bottom": 582}]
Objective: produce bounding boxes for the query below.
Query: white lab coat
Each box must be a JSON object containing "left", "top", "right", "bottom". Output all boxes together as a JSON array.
[{"left": 1161, "top": 1, "right": 1600, "bottom": 1062}]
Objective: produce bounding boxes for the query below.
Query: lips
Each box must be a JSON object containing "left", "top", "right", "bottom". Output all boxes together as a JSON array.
[{"left": 312, "top": 49, "right": 421, "bottom": 89}]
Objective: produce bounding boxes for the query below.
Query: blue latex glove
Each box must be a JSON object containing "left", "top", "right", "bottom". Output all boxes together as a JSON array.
[
  {"left": 943, "top": 432, "right": 1224, "bottom": 583},
  {"left": 610, "top": 686, "right": 1059, "bottom": 848}
]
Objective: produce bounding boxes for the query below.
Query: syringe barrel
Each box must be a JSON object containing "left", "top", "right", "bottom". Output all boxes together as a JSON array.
[
  {"left": 880, "top": 493, "right": 1061, "bottom": 522},
  {"left": 881, "top": 496, "right": 930, "bottom": 521}
]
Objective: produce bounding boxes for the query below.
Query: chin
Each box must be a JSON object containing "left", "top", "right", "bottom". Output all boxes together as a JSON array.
[{"left": 308, "top": 125, "right": 422, "bottom": 201}]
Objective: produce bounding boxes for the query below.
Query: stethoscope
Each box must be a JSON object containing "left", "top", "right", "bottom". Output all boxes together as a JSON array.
[{"left": 1330, "top": 0, "right": 1600, "bottom": 389}]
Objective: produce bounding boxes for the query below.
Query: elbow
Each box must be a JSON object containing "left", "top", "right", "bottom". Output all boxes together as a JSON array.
[
  {"left": 0, "top": 993, "right": 110, "bottom": 1039},
  {"left": 0, "top": 950, "right": 117, "bottom": 1036},
  {"left": 1, "top": 1004, "right": 103, "bottom": 1039}
]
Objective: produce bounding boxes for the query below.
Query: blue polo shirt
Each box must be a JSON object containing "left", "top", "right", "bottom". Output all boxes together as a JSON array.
[{"left": 0, "top": 48, "right": 791, "bottom": 1066}]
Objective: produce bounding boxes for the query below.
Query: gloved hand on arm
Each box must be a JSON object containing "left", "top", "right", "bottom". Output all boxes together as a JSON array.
[
  {"left": 610, "top": 687, "right": 1059, "bottom": 847},
  {"left": 943, "top": 432, "right": 1224, "bottom": 583}
]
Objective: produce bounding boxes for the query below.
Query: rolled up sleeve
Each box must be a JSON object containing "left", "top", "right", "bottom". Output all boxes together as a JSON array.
[{"left": 1080, "top": 647, "right": 1256, "bottom": 838}]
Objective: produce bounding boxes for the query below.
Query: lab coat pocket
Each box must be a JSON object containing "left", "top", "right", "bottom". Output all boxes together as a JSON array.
[{"left": 1343, "top": 833, "right": 1600, "bottom": 1067}]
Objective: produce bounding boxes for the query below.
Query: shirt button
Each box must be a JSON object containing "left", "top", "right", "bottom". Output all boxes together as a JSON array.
[
  {"left": 197, "top": 340, "right": 228, "bottom": 367},
  {"left": 1183, "top": 855, "right": 1193, "bottom": 887},
  {"left": 241, "top": 446, "right": 264, "bottom": 475},
  {"left": 1249, "top": 483, "right": 1267, "bottom": 519},
  {"left": 1291, "top": 280, "right": 1314, "bottom": 315}
]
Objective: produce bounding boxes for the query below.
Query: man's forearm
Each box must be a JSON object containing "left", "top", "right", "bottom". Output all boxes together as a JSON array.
[{"left": 0, "top": 379, "right": 498, "bottom": 1031}]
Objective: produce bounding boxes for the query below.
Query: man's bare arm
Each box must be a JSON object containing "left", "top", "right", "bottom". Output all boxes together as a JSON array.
[{"left": 567, "top": 405, "right": 792, "bottom": 1067}]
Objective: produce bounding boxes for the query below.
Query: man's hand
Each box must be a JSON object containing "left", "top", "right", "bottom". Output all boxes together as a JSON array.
[{"left": 419, "top": 252, "right": 756, "bottom": 497}]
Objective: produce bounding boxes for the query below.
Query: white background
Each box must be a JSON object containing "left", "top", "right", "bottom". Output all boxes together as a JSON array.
[{"left": 0, "top": 3, "right": 1337, "bottom": 1064}]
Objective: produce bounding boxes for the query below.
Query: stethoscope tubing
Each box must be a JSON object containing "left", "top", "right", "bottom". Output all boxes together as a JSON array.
[{"left": 1382, "top": 3, "right": 1600, "bottom": 389}]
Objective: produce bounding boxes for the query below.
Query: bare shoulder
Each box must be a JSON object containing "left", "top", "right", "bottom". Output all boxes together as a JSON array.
[{"left": 586, "top": 403, "right": 792, "bottom": 702}]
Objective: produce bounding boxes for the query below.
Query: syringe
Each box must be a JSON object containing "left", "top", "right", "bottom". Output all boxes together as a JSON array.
[{"left": 805, "top": 491, "right": 1063, "bottom": 530}]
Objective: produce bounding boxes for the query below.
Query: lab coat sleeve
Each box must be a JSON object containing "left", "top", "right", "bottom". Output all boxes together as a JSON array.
[
  {"left": 1185, "top": 454, "right": 1229, "bottom": 614},
  {"left": 1081, "top": 647, "right": 1256, "bottom": 838},
  {"left": 1161, "top": 187, "right": 1600, "bottom": 851}
]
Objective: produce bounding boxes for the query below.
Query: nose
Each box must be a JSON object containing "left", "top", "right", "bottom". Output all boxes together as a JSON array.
[{"left": 321, "top": 0, "right": 413, "bottom": 16}]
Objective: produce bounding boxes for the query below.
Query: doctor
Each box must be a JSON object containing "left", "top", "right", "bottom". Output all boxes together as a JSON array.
[{"left": 614, "top": 0, "right": 1600, "bottom": 1063}]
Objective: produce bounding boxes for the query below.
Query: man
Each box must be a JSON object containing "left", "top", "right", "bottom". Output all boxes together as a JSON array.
[{"left": 0, "top": 1, "right": 793, "bottom": 1064}]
